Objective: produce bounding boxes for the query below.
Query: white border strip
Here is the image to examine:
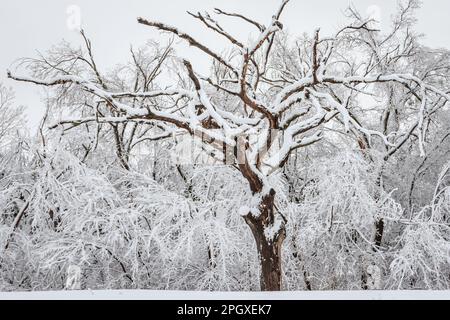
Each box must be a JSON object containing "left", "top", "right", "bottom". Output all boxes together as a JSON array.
[{"left": 0, "top": 290, "right": 449, "bottom": 300}]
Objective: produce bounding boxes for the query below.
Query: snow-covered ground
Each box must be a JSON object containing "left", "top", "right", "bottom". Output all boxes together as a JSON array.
[{"left": 0, "top": 290, "right": 449, "bottom": 300}]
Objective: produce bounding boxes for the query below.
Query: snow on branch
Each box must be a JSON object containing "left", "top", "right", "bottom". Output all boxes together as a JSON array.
[
  {"left": 213, "top": 8, "right": 265, "bottom": 32},
  {"left": 137, "top": 18, "right": 238, "bottom": 74},
  {"left": 7, "top": 71, "right": 195, "bottom": 132},
  {"left": 187, "top": 11, "right": 244, "bottom": 48}
]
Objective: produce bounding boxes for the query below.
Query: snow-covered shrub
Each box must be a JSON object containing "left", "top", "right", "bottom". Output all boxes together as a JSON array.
[
  {"left": 115, "top": 165, "right": 257, "bottom": 291},
  {"left": 389, "top": 163, "right": 450, "bottom": 289},
  {"left": 0, "top": 142, "right": 261, "bottom": 291},
  {"left": 284, "top": 151, "right": 403, "bottom": 290}
]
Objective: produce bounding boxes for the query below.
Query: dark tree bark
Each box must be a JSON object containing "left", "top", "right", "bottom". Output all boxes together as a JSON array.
[
  {"left": 374, "top": 218, "right": 385, "bottom": 248},
  {"left": 244, "top": 189, "right": 286, "bottom": 291}
]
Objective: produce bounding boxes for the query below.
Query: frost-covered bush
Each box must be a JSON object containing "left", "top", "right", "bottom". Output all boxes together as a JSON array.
[
  {"left": 388, "top": 163, "right": 450, "bottom": 289},
  {"left": 0, "top": 145, "right": 259, "bottom": 291},
  {"left": 1, "top": 145, "right": 449, "bottom": 291},
  {"left": 283, "top": 151, "right": 403, "bottom": 290}
]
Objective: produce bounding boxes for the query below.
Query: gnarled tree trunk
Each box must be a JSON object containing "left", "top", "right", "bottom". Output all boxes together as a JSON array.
[{"left": 243, "top": 189, "right": 286, "bottom": 291}]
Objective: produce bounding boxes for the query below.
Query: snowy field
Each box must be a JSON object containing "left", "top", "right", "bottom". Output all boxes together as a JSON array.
[{"left": 0, "top": 290, "right": 449, "bottom": 300}]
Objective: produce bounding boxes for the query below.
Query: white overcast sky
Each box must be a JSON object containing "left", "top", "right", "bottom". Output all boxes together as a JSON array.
[{"left": 1, "top": 0, "right": 449, "bottom": 131}]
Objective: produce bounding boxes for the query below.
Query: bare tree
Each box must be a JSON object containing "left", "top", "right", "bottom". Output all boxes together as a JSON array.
[
  {"left": 7, "top": 0, "right": 450, "bottom": 291},
  {"left": 0, "top": 83, "right": 25, "bottom": 150}
]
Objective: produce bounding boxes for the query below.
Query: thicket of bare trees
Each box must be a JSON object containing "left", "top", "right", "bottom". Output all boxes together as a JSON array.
[{"left": 1, "top": 0, "right": 449, "bottom": 291}]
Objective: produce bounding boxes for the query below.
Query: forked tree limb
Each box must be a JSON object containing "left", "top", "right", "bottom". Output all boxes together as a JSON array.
[{"left": 137, "top": 18, "right": 238, "bottom": 75}]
